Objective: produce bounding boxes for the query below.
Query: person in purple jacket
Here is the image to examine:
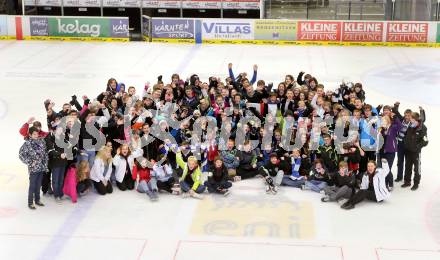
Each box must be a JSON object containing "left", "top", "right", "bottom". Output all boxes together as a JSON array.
[{"left": 379, "top": 114, "right": 402, "bottom": 191}]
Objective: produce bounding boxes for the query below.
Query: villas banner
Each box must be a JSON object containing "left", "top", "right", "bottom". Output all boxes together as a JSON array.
[
  {"left": 297, "top": 21, "right": 341, "bottom": 41},
  {"left": 386, "top": 22, "right": 429, "bottom": 43},
  {"left": 200, "top": 19, "right": 254, "bottom": 40},
  {"left": 29, "top": 17, "right": 129, "bottom": 39},
  {"left": 342, "top": 21, "right": 384, "bottom": 42}
]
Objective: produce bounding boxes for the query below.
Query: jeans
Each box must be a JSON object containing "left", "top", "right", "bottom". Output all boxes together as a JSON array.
[
  {"left": 180, "top": 181, "right": 206, "bottom": 194},
  {"left": 396, "top": 142, "right": 405, "bottom": 180},
  {"left": 205, "top": 180, "right": 232, "bottom": 193},
  {"left": 305, "top": 180, "right": 328, "bottom": 193},
  {"left": 51, "top": 166, "right": 66, "bottom": 198},
  {"left": 281, "top": 176, "right": 305, "bottom": 188},
  {"left": 138, "top": 179, "right": 158, "bottom": 194},
  {"left": 29, "top": 172, "right": 44, "bottom": 205},
  {"left": 79, "top": 150, "right": 96, "bottom": 168},
  {"left": 380, "top": 152, "right": 395, "bottom": 188},
  {"left": 324, "top": 185, "right": 353, "bottom": 201}
]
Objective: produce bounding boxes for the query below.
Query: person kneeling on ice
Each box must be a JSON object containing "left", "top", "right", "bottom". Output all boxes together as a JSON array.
[
  {"left": 205, "top": 156, "right": 232, "bottom": 196},
  {"left": 341, "top": 159, "right": 390, "bottom": 210},
  {"left": 176, "top": 150, "right": 206, "bottom": 199},
  {"left": 302, "top": 159, "right": 332, "bottom": 193},
  {"left": 321, "top": 161, "right": 355, "bottom": 203},
  {"left": 113, "top": 144, "right": 143, "bottom": 191},
  {"left": 133, "top": 157, "right": 158, "bottom": 201},
  {"left": 259, "top": 153, "right": 287, "bottom": 194}
]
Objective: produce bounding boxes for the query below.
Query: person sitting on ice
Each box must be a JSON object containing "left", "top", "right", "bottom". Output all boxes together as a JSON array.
[
  {"left": 204, "top": 156, "right": 232, "bottom": 196},
  {"left": 281, "top": 149, "right": 306, "bottom": 188},
  {"left": 302, "top": 159, "right": 333, "bottom": 193},
  {"left": 259, "top": 153, "right": 288, "bottom": 195},
  {"left": 321, "top": 161, "right": 355, "bottom": 203},
  {"left": 176, "top": 149, "right": 205, "bottom": 199},
  {"left": 341, "top": 159, "right": 391, "bottom": 210}
]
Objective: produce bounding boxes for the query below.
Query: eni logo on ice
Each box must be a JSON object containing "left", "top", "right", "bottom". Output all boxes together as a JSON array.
[
  {"left": 190, "top": 195, "right": 315, "bottom": 239},
  {"left": 56, "top": 19, "right": 101, "bottom": 37}
]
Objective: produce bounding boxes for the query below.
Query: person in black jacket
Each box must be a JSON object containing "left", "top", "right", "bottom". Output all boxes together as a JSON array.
[
  {"left": 204, "top": 157, "right": 232, "bottom": 196},
  {"left": 321, "top": 161, "right": 355, "bottom": 203},
  {"left": 259, "top": 153, "right": 288, "bottom": 194},
  {"left": 401, "top": 110, "right": 428, "bottom": 190},
  {"left": 46, "top": 127, "right": 69, "bottom": 203}
]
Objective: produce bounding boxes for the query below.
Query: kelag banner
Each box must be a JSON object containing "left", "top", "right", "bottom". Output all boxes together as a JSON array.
[
  {"left": 29, "top": 16, "right": 129, "bottom": 40},
  {"left": 438, "top": 23, "right": 440, "bottom": 43},
  {"left": 0, "top": 16, "right": 7, "bottom": 37}
]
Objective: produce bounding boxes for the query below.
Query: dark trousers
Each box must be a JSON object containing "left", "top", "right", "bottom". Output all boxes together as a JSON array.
[
  {"left": 51, "top": 166, "right": 66, "bottom": 198},
  {"left": 396, "top": 142, "right": 405, "bottom": 180},
  {"left": 205, "top": 180, "right": 232, "bottom": 193},
  {"left": 404, "top": 151, "right": 421, "bottom": 185},
  {"left": 360, "top": 150, "right": 376, "bottom": 173},
  {"left": 237, "top": 167, "right": 258, "bottom": 179},
  {"left": 116, "top": 174, "right": 135, "bottom": 191},
  {"left": 77, "top": 179, "right": 91, "bottom": 194},
  {"left": 157, "top": 177, "right": 175, "bottom": 193},
  {"left": 348, "top": 189, "right": 377, "bottom": 206},
  {"left": 29, "top": 172, "right": 44, "bottom": 205},
  {"left": 380, "top": 152, "right": 395, "bottom": 188},
  {"left": 41, "top": 170, "right": 52, "bottom": 194},
  {"left": 93, "top": 180, "right": 113, "bottom": 195}
]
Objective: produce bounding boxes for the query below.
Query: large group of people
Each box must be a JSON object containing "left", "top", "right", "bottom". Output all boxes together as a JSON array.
[{"left": 18, "top": 63, "right": 428, "bottom": 210}]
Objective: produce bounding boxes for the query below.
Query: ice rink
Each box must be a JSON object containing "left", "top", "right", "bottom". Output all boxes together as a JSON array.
[{"left": 0, "top": 41, "right": 439, "bottom": 260}]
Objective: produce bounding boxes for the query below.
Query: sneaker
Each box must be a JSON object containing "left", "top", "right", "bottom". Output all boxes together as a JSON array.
[
  {"left": 223, "top": 189, "right": 230, "bottom": 197},
  {"left": 233, "top": 176, "right": 241, "bottom": 182},
  {"left": 146, "top": 192, "right": 154, "bottom": 201},
  {"left": 337, "top": 198, "right": 348, "bottom": 205},
  {"left": 266, "top": 185, "right": 272, "bottom": 194},
  {"left": 35, "top": 201, "right": 45, "bottom": 207},
  {"left": 301, "top": 184, "right": 310, "bottom": 190},
  {"left": 394, "top": 178, "right": 402, "bottom": 182},
  {"left": 190, "top": 192, "right": 204, "bottom": 200},
  {"left": 55, "top": 198, "right": 62, "bottom": 204},
  {"left": 319, "top": 190, "right": 326, "bottom": 195},
  {"left": 152, "top": 191, "right": 159, "bottom": 201},
  {"left": 342, "top": 203, "right": 355, "bottom": 210},
  {"left": 272, "top": 186, "right": 279, "bottom": 195},
  {"left": 321, "top": 196, "right": 330, "bottom": 202},
  {"left": 401, "top": 183, "right": 411, "bottom": 188},
  {"left": 388, "top": 187, "right": 394, "bottom": 192},
  {"left": 172, "top": 189, "right": 181, "bottom": 196},
  {"left": 182, "top": 192, "right": 190, "bottom": 198},
  {"left": 411, "top": 185, "right": 419, "bottom": 191},
  {"left": 28, "top": 204, "right": 36, "bottom": 210}
]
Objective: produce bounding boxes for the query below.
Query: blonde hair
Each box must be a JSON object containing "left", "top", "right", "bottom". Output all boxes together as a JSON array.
[
  {"left": 77, "top": 160, "right": 90, "bottom": 182},
  {"left": 187, "top": 156, "right": 199, "bottom": 165},
  {"left": 96, "top": 146, "right": 112, "bottom": 165}
]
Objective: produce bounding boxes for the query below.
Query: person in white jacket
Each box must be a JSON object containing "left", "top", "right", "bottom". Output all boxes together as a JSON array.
[
  {"left": 113, "top": 143, "right": 143, "bottom": 191},
  {"left": 341, "top": 159, "right": 390, "bottom": 210},
  {"left": 90, "top": 147, "right": 113, "bottom": 195}
]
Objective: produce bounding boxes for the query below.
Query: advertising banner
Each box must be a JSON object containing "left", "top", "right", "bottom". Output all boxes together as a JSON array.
[
  {"left": 254, "top": 20, "right": 296, "bottom": 40},
  {"left": 63, "top": 0, "right": 101, "bottom": 7},
  {"left": 0, "top": 16, "right": 7, "bottom": 36},
  {"left": 35, "top": 0, "right": 62, "bottom": 6},
  {"left": 152, "top": 19, "right": 195, "bottom": 39},
  {"left": 103, "top": 0, "right": 140, "bottom": 7},
  {"left": 342, "top": 21, "right": 383, "bottom": 42},
  {"left": 437, "top": 23, "right": 440, "bottom": 43},
  {"left": 182, "top": 0, "right": 221, "bottom": 9},
  {"left": 143, "top": 0, "right": 181, "bottom": 8},
  {"left": 223, "top": 0, "right": 260, "bottom": 9},
  {"left": 386, "top": 22, "right": 428, "bottom": 43},
  {"left": 29, "top": 17, "right": 129, "bottom": 39},
  {"left": 200, "top": 19, "right": 254, "bottom": 40},
  {"left": 297, "top": 21, "right": 341, "bottom": 41}
]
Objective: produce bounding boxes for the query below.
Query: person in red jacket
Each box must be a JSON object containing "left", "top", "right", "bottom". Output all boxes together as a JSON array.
[
  {"left": 19, "top": 117, "right": 48, "bottom": 139},
  {"left": 133, "top": 158, "right": 158, "bottom": 201}
]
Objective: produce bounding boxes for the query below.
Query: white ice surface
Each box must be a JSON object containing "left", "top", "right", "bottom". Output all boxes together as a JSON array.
[{"left": 0, "top": 41, "right": 439, "bottom": 260}]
